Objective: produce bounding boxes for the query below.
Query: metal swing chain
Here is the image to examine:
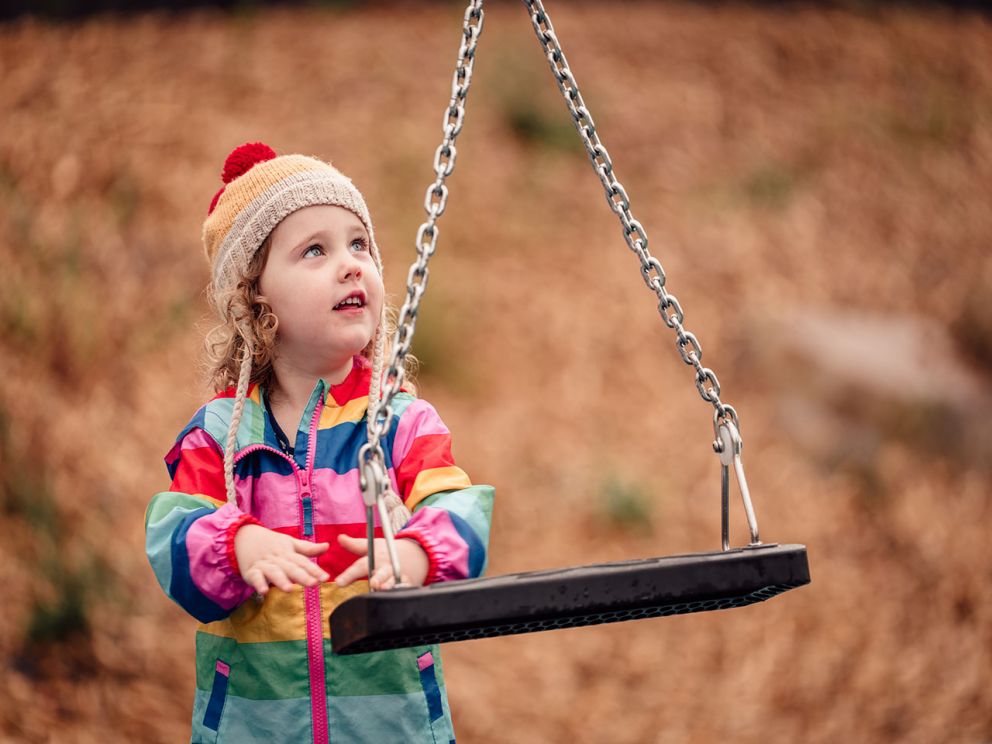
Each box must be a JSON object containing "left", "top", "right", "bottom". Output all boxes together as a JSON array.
[
  {"left": 520, "top": 0, "right": 760, "bottom": 548},
  {"left": 358, "top": 1, "right": 486, "bottom": 585}
]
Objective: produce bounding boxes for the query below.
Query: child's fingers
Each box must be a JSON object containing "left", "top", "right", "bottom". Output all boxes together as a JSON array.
[
  {"left": 245, "top": 556, "right": 328, "bottom": 592},
  {"left": 277, "top": 557, "right": 322, "bottom": 588},
  {"left": 334, "top": 557, "right": 368, "bottom": 587},
  {"left": 369, "top": 566, "right": 412, "bottom": 591},
  {"left": 293, "top": 540, "right": 330, "bottom": 557},
  {"left": 257, "top": 560, "right": 294, "bottom": 593},
  {"left": 281, "top": 553, "right": 328, "bottom": 585},
  {"left": 369, "top": 565, "right": 389, "bottom": 591},
  {"left": 285, "top": 552, "right": 329, "bottom": 583},
  {"left": 243, "top": 567, "right": 270, "bottom": 595},
  {"left": 337, "top": 534, "right": 368, "bottom": 556}
]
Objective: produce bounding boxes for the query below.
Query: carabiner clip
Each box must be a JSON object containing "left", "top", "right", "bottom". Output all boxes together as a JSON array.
[
  {"left": 716, "top": 420, "right": 761, "bottom": 550},
  {"left": 356, "top": 444, "right": 406, "bottom": 591}
]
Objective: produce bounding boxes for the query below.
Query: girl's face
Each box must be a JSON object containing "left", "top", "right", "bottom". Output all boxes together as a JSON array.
[{"left": 259, "top": 204, "right": 383, "bottom": 376}]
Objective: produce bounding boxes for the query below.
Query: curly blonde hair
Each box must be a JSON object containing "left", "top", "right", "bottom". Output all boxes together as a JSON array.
[{"left": 203, "top": 235, "right": 278, "bottom": 395}]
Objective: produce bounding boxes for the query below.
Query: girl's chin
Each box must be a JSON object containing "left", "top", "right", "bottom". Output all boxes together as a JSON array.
[
  {"left": 280, "top": 346, "right": 369, "bottom": 370},
  {"left": 281, "top": 333, "right": 375, "bottom": 366},
  {"left": 321, "top": 341, "right": 375, "bottom": 363}
]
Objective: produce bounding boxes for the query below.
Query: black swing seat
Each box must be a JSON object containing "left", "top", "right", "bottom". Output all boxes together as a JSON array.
[{"left": 330, "top": 543, "right": 809, "bottom": 654}]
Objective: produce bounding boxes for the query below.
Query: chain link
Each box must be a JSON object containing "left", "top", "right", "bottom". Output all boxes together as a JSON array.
[
  {"left": 361, "top": 2, "right": 485, "bottom": 498},
  {"left": 521, "top": 0, "right": 741, "bottom": 449}
]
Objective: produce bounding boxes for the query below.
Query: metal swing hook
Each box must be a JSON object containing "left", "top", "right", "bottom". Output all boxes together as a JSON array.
[
  {"left": 713, "top": 418, "right": 761, "bottom": 551},
  {"left": 357, "top": 443, "right": 406, "bottom": 591}
]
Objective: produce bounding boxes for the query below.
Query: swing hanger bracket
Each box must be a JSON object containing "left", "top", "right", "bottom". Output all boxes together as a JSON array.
[
  {"left": 357, "top": 443, "right": 407, "bottom": 590},
  {"left": 357, "top": 442, "right": 386, "bottom": 508},
  {"left": 714, "top": 418, "right": 761, "bottom": 551}
]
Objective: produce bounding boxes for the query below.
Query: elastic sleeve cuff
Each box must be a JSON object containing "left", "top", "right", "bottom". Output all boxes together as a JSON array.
[
  {"left": 222, "top": 511, "right": 263, "bottom": 579},
  {"left": 394, "top": 527, "right": 445, "bottom": 586}
]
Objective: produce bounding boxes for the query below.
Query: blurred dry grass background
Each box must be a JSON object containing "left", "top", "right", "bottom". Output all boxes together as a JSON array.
[{"left": 1, "top": 1, "right": 990, "bottom": 742}]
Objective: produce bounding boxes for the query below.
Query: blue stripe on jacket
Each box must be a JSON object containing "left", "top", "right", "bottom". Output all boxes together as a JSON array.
[{"left": 169, "top": 507, "right": 233, "bottom": 623}]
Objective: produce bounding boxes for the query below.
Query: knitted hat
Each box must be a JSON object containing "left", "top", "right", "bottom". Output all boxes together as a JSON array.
[
  {"left": 203, "top": 142, "right": 382, "bottom": 292},
  {"left": 203, "top": 142, "right": 410, "bottom": 530}
]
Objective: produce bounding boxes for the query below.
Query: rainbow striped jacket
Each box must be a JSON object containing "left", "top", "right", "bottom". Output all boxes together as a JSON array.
[{"left": 144, "top": 358, "right": 494, "bottom": 744}]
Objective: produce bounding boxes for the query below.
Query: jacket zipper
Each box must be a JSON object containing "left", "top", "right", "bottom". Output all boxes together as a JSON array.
[{"left": 233, "top": 395, "right": 329, "bottom": 744}]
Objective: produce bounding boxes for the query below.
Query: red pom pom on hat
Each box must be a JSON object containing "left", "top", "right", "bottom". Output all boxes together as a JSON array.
[
  {"left": 207, "top": 142, "right": 278, "bottom": 215},
  {"left": 222, "top": 142, "right": 277, "bottom": 184}
]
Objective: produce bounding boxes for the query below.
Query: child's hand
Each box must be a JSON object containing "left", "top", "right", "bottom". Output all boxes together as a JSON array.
[
  {"left": 235, "top": 524, "right": 329, "bottom": 595},
  {"left": 335, "top": 535, "right": 429, "bottom": 590}
]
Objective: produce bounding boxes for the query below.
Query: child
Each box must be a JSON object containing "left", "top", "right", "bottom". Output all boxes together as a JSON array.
[{"left": 145, "top": 142, "right": 494, "bottom": 744}]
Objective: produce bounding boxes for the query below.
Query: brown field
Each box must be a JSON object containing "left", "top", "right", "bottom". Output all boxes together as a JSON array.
[{"left": 1, "top": 1, "right": 990, "bottom": 742}]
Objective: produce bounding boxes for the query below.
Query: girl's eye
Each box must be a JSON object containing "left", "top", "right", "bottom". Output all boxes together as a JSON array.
[
  {"left": 303, "top": 244, "right": 324, "bottom": 258},
  {"left": 350, "top": 237, "right": 369, "bottom": 253}
]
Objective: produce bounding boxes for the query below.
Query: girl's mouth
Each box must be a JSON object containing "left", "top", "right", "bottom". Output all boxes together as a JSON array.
[{"left": 334, "top": 293, "right": 365, "bottom": 311}]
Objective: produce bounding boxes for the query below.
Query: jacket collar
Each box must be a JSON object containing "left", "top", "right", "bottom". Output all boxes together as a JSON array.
[{"left": 211, "top": 355, "right": 373, "bottom": 452}]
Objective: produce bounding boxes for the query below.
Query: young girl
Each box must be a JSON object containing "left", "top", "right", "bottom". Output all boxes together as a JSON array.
[{"left": 145, "top": 142, "right": 494, "bottom": 744}]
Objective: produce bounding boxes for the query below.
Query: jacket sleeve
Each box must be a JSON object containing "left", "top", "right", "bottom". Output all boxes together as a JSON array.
[
  {"left": 391, "top": 399, "right": 495, "bottom": 584},
  {"left": 144, "top": 427, "right": 259, "bottom": 623}
]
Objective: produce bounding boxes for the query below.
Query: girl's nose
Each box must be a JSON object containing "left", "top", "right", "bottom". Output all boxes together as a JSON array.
[{"left": 340, "top": 256, "right": 362, "bottom": 282}]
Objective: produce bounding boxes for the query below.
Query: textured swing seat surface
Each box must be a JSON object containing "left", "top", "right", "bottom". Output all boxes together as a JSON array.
[{"left": 330, "top": 543, "right": 810, "bottom": 654}]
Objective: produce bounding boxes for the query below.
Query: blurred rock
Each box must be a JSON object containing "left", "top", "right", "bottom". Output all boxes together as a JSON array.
[{"left": 752, "top": 307, "right": 992, "bottom": 467}]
